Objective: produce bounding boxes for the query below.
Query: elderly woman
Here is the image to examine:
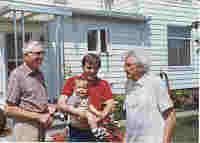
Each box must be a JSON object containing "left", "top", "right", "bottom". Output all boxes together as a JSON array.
[{"left": 123, "top": 49, "right": 176, "bottom": 143}]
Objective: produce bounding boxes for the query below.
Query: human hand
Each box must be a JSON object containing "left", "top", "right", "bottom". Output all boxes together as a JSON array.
[
  {"left": 88, "top": 104, "right": 105, "bottom": 119},
  {"left": 48, "top": 104, "right": 57, "bottom": 115},
  {"left": 111, "top": 101, "right": 118, "bottom": 112},
  {"left": 39, "top": 113, "right": 54, "bottom": 128},
  {"left": 86, "top": 111, "right": 98, "bottom": 122},
  {"left": 91, "top": 109, "right": 108, "bottom": 121},
  {"left": 86, "top": 111, "right": 101, "bottom": 127}
]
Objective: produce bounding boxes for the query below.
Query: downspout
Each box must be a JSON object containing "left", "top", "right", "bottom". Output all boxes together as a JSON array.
[
  {"left": 21, "top": 11, "right": 25, "bottom": 55},
  {"left": 104, "top": 0, "right": 112, "bottom": 73},
  {"left": 13, "top": 10, "right": 18, "bottom": 67},
  {"left": 55, "top": 15, "right": 65, "bottom": 100},
  {"left": 196, "top": 47, "right": 200, "bottom": 112}
]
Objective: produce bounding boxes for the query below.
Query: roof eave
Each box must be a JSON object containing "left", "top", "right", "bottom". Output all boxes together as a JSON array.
[{"left": 71, "top": 8, "right": 151, "bottom": 22}]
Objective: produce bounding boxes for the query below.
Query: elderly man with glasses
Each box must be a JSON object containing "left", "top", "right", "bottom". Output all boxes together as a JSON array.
[
  {"left": 5, "top": 40, "right": 56, "bottom": 142},
  {"left": 123, "top": 49, "right": 176, "bottom": 143}
]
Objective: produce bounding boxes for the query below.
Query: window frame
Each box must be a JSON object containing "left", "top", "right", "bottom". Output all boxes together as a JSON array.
[
  {"left": 87, "top": 27, "right": 111, "bottom": 55},
  {"left": 167, "top": 25, "right": 192, "bottom": 67},
  {"left": 6, "top": 32, "right": 32, "bottom": 76}
]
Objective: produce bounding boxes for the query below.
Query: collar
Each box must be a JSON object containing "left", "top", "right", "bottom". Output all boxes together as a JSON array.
[
  {"left": 23, "top": 63, "right": 33, "bottom": 77},
  {"left": 79, "top": 73, "right": 100, "bottom": 86},
  {"left": 135, "top": 72, "right": 150, "bottom": 86},
  {"left": 23, "top": 63, "right": 40, "bottom": 77},
  {"left": 81, "top": 73, "right": 100, "bottom": 81},
  {"left": 79, "top": 74, "right": 85, "bottom": 79},
  {"left": 78, "top": 74, "right": 88, "bottom": 81}
]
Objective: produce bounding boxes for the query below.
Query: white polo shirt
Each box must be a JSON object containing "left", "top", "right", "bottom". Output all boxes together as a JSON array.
[{"left": 125, "top": 72, "right": 173, "bottom": 143}]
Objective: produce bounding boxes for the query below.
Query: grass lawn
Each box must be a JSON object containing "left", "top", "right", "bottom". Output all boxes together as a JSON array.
[
  {"left": 172, "top": 115, "right": 198, "bottom": 143},
  {"left": 119, "top": 115, "right": 198, "bottom": 143}
]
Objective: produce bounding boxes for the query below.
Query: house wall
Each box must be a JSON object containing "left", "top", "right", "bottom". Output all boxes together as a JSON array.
[
  {"left": 57, "top": 0, "right": 196, "bottom": 92},
  {"left": 193, "top": 0, "right": 200, "bottom": 89},
  {"left": 46, "top": 0, "right": 197, "bottom": 94},
  {"left": 140, "top": 0, "right": 196, "bottom": 90},
  {"left": 0, "top": 0, "right": 197, "bottom": 97},
  {"left": 48, "top": 15, "right": 150, "bottom": 94},
  {"left": 0, "top": 23, "right": 45, "bottom": 105}
]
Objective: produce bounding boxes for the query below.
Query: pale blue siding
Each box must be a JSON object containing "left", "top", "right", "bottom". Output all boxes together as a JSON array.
[
  {"left": 0, "top": 0, "right": 197, "bottom": 97},
  {"left": 55, "top": 0, "right": 196, "bottom": 93},
  {"left": 47, "top": 16, "right": 149, "bottom": 94},
  {"left": 140, "top": 0, "right": 196, "bottom": 90},
  {"left": 59, "top": 0, "right": 196, "bottom": 93}
]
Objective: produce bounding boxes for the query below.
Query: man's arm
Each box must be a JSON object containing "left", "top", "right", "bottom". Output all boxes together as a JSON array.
[
  {"left": 100, "top": 98, "right": 115, "bottom": 119},
  {"left": 89, "top": 104, "right": 102, "bottom": 117},
  {"left": 4, "top": 104, "right": 53, "bottom": 127},
  {"left": 163, "top": 108, "right": 176, "bottom": 143},
  {"left": 5, "top": 71, "right": 53, "bottom": 127}
]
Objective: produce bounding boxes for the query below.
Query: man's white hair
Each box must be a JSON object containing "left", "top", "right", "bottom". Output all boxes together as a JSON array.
[
  {"left": 23, "top": 40, "right": 42, "bottom": 54},
  {"left": 123, "top": 48, "right": 151, "bottom": 73}
]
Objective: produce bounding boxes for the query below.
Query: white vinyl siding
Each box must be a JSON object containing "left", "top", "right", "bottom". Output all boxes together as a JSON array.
[
  {"left": 46, "top": 16, "right": 147, "bottom": 94},
  {"left": 141, "top": 0, "right": 195, "bottom": 89},
  {"left": 3, "top": 0, "right": 196, "bottom": 92}
]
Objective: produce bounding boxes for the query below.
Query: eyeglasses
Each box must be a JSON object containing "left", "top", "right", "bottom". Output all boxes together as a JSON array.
[
  {"left": 124, "top": 63, "right": 137, "bottom": 68},
  {"left": 28, "top": 51, "right": 45, "bottom": 56}
]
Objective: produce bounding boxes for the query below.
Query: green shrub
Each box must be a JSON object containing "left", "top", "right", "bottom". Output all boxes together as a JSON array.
[
  {"left": 113, "top": 94, "right": 126, "bottom": 120},
  {"left": 171, "top": 89, "right": 196, "bottom": 110}
]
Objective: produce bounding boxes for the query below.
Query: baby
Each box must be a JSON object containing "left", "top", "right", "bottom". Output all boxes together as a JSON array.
[{"left": 67, "top": 78, "right": 107, "bottom": 140}]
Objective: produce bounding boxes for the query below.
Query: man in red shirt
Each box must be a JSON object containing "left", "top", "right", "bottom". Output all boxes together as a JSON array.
[{"left": 57, "top": 53, "right": 115, "bottom": 142}]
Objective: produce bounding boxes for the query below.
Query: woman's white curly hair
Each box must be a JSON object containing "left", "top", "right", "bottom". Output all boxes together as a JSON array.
[{"left": 123, "top": 48, "right": 151, "bottom": 73}]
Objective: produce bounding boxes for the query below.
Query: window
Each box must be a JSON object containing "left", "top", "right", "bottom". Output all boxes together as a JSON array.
[
  {"left": 87, "top": 28, "right": 110, "bottom": 53},
  {"left": 168, "top": 25, "right": 191, "bottom": 66},
  {"left": 88, "top": 30, "right": 98, "bottom": 51},
  {"left": 6, "top": 32, "right": 32, "bottom": 76}
]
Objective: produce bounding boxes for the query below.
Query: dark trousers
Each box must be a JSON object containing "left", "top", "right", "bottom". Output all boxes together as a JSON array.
[{"left": 68, "top": 124, "right": 96, "bottom": 142}]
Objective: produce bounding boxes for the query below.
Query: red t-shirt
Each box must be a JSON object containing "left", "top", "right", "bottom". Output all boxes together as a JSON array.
[{"left": 61, "top": 74, "right": 113, "bottom": 110}]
